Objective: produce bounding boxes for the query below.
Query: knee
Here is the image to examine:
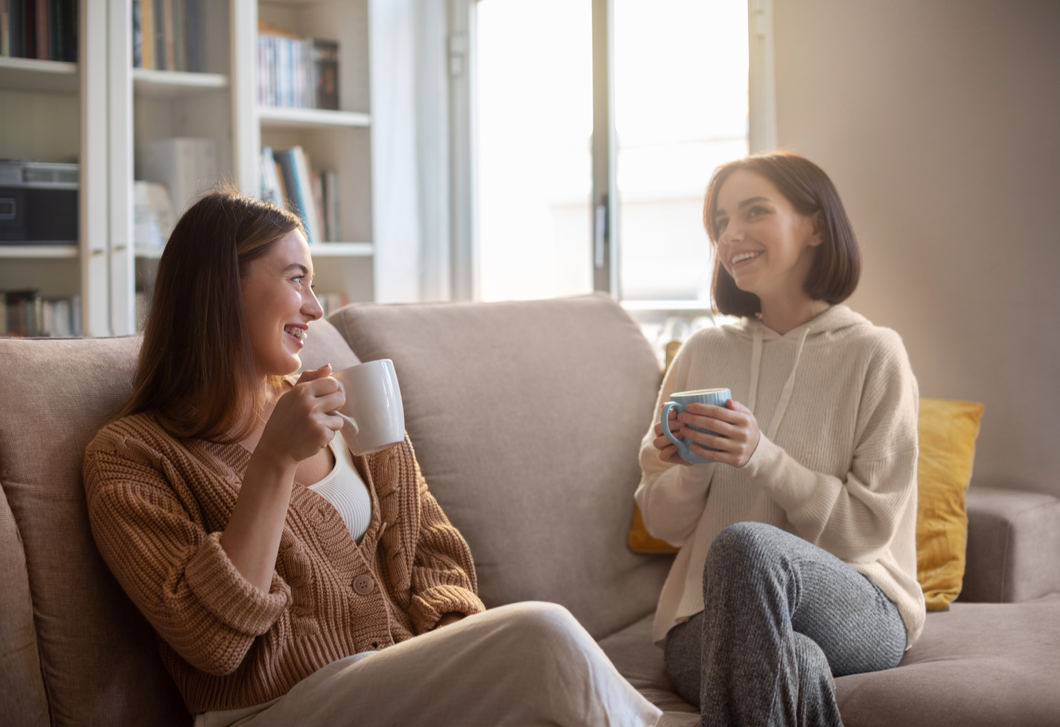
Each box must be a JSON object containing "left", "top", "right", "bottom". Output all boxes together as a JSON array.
[
  {"left": 791, "top": 632, "right": 835, "bottom": 692},
  {"left": 493, "top": 601, "right": 591, "bottom": 650},
  {"left": 705, "top": 522, "right": 784, "bottom": 573}
]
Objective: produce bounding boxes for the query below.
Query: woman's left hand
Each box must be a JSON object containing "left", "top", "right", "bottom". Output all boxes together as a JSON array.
[
  {"left": 435, "top": 613, "right": 466, "bottom": 630},
  {"left": 678, "top": 399, "right": 761, "bottom": 468}
]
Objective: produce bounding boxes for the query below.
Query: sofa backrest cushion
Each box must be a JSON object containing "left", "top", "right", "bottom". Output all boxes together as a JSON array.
[
  {"left": 0, "top": 483, "right": 49, "bottom": 727},
  {"left": 0, "top": 335, "right": 188, "bottom": 727},
  {"left": 329, "top": 293, "right": 672, "bottom": 639},
  {"left": 0, "top": 317, "right": 357, "bottom": 727}
]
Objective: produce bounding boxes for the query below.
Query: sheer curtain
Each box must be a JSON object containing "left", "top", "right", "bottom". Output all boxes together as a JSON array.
[{"left": 370, "top": 0, "right": 452, "bottom": 303}]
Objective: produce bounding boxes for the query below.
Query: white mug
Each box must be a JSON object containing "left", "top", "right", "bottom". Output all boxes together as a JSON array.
[{"left": 330, "top": 359, "right": 405, "bottom": 456}]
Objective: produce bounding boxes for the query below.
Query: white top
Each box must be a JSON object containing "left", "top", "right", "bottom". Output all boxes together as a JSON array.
[
  {"left": 307, "top": 433, "right": 373, "bottom": 543},
  {"left": 635, "top": 305, "right": 926, "bottom": 647}
]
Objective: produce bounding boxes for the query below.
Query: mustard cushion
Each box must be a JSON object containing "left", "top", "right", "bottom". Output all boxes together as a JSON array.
[
  {"left": 629, "top": 398, "right": 985, "bottom": 610},
  {"left": 916, "top": 398, "right": 984, "bottom": 609}
]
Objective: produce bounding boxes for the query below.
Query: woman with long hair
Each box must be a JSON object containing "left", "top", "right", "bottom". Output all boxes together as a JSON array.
[
  {"left": 636, "top": 153, "right": 924, "bottom": 726},
  {"left": 84, "top": 187, "right": 661, "bottom": 727}
]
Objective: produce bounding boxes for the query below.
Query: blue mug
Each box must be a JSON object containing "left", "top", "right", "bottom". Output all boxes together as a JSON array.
[{"left": 660, "top": 388, "right": 732, "bottom": 464}]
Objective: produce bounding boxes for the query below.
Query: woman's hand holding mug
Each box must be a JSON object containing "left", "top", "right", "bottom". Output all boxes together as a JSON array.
[
  {"left": 654, "top": 388, "right": 761, "bottom": 468},
  {"left": 259, "top": 364, "right": 346, "bottom": 467}
]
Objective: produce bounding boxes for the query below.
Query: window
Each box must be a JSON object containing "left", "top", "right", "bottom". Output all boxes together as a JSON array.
[{"left": 473, "top": 0, "right": 757, "bottom": 349}]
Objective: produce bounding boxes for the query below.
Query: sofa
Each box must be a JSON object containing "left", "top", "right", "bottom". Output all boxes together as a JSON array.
[{"left": 2, "top": 292, "right": 1059, "bottom": 727}]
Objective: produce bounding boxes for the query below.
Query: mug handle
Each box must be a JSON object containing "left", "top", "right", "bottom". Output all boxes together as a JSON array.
[
  {"left": 333, "top": 410, "right": 360, "bottom": 435},
  {"left": 660, "top": 402, "right": 689, "bottom": 458},
  {"left": 331, "top": 382, "right": 360, "bottom": 434}
]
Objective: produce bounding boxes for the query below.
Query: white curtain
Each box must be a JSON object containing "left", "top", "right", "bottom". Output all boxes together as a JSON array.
[{"left": 370, "top": 0, "right": 452, "bottom": 303}]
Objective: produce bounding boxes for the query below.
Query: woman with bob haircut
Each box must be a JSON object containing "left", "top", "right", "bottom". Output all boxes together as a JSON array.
[
  {"left": 83, "top": 187, "right": 662, "bottom": 727},
  {"left": 635, "top": 152, "right": 924, "bottom": 726}
]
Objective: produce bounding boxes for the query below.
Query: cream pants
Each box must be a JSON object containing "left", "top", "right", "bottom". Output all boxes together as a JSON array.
[{"left": 195, "top": 601, "right": 662, "bottom": 727}]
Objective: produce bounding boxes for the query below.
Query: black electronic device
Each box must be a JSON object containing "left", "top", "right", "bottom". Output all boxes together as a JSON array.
[{"left": 0, "top": 161, "right": 79, "bottom": 245}]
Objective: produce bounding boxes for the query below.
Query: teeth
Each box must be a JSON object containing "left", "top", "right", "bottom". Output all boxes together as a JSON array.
[
  {"left": 285, "top": 327, "right": 307, "bottom": 342},
  {"left": 732, "top": 251, "right": 762, "bottom": 265}
]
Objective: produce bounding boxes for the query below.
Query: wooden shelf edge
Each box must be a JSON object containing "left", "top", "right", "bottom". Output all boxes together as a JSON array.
[
  {"left": 0, "top": 245, "right": 79, "bottom": 259},
  {"left": 307, "top": 243, "right": 374, "bottom": 257},
  {"left": 258, "top": 106, "right": 371, "bottom": 129}
]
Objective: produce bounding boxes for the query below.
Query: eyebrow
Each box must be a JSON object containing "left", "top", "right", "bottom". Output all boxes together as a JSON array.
[
  {"left": 283, "top": 263, "right": 309, "bottom": 275},
  {"left": 714, "top": 196, "right": 773, "bottom": 219}
]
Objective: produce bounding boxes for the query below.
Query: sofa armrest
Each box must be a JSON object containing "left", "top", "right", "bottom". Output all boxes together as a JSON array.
[{"left": 959, "top": 487, "right": 1060, "bottom": 603}]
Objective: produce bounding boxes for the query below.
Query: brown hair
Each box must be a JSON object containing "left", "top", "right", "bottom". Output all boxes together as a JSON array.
[
  {"left": 116, "top": 186, "right": 304, "bottom": 442},
  {"left": 703, "top": 151, "right": 861, "bottom": 318}
]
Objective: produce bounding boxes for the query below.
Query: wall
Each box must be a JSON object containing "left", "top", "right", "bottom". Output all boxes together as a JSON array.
[{"left": 772, "top": 0, "right": 1060, "bottom": 494}]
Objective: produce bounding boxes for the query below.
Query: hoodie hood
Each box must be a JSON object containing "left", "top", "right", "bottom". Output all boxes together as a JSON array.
[{"left": 719, "top": 304, "right": 872, "bottom": 441}]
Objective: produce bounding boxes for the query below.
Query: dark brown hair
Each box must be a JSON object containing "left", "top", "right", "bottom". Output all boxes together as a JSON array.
[
  {"left": 116, "top": 186, "right": 304, "bottom": 442},
  {"left": 703, "top": 151, "right": 861, "bottom": 318}
]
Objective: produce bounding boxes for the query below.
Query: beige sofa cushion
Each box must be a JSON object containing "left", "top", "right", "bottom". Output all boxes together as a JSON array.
[
  {"left": 0, "top": 484, "right": 48, "bottom": 727},
  {"left": 329, "top": 293, "right": 673, "bottom": 639},
  {"left": 0, "top": 317, "right": 357, "bottom": 726},
  {"left": 0, "top": 335, "right": 188, "bottom": 726}
]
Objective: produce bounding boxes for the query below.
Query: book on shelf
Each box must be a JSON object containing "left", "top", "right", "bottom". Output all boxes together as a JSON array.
[
  {"left": 257, "top": 20, "right": 340, "bottom": 111},
  {"left": 0, "top": 289, "right": 81, "bottom": 337},
  {"left": 136, "top": 137, "right": 217, "bottom": 217},
  {"left": 130, "top": 0, "right": 204, "bottom": 72},
  {"left": 1, "top": 0, "right": 77, "bottom": 62},
  {"left": 264, "top": 146, "right": 339, "bottom": 244}
]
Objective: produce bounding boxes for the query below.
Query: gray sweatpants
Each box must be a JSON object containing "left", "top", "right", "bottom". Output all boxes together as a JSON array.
[
  {"left": 664, "top": 522, "right": 907, "bottom": 727},
  {"left": 196, "top": 601, "right": 662, "bottom": 727}
]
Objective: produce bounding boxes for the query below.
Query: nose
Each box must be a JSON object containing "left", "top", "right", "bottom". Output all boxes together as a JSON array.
[{"left": 303, "top": 287, "right": 324, "bottom": 321}]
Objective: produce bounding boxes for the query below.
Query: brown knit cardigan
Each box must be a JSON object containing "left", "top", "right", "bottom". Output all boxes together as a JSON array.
[{"left": 83, "top": 413, "right": 485, "bottom": 714}]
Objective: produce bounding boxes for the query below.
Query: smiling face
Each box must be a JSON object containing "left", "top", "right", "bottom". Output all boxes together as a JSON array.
[
  {"left": 712, "top": 169, "right": 823, "bottom": 306},
  {"left": 240, "top": 229, "right": 323, "bottom": 379}
]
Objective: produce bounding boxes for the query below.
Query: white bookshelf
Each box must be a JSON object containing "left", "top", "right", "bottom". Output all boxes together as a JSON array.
[
  {"left": 245, "top": 0, "right": 376, "bottom": 304},
  {"left": 2, "top": 0, "right": 377, "bottom": 336}
]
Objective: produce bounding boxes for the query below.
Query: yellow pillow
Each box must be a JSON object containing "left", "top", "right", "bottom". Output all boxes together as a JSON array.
[
  {"left": 916, "top": 398, "right": 984, "bottom": 609},
  {"left": 628, "top": 398, "right": 985, "bottom": 611}
]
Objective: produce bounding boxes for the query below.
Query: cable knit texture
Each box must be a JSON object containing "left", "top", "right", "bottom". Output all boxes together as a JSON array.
[
  {"left": 83, "top": 413, "right": 485, "bottom": 714},
  {"left": 635, "top": 305, "right": 926, "bottom": 648}
]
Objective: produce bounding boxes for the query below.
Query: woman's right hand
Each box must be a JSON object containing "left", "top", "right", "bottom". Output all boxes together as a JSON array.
[
  {"left": 258, "top": 364, "right": 346, "bottom": 468},
  {"left": 652, "top": 404, "right": 693, "bottom": 466}
]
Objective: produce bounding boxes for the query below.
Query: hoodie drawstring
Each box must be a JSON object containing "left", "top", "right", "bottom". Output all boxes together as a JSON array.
[
  {"left": 747, "top": 328, "right": 764, "bottom": 416},
  {"left": 762, "top": 326, "right": 811, "bottom": 441}
]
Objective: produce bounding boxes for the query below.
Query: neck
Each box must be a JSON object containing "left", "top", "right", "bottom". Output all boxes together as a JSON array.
[{"left": 758, "top": 296, "right": 829, "bottom": 335}]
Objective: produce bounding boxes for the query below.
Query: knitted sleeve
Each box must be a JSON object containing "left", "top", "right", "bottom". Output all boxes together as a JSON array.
[
  {"left": 83, "top": 423, "right": 291, "bottom": 677},
  {"left": 742, "top": 331, "right": 919, "bottom": 562},
  {"left": 634, "top": 334, "right": 717, "bottom": 547}
]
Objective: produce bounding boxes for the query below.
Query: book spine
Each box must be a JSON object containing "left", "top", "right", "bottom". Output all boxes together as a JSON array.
[
  {"left": 171, "top": 0, "right": 182, "bottom": 72},
  {"left": 132, "top": 0, "right": 141, "bottom": 67},
  {"left": 62, "top": 0, "right": 73, "bottom": 62},
  {"left": 153, "top": 0, "right": 165, "bottom": 69},
  {"left": 35, "top": 0, "right": 44, "bottom": 60},
  {"left": 1, "top": 0, "right": 9, "bottom": 58},
  {"left": 161, "top": 0, "right": 173, "bottom": 71},
  {"left": 290, "top": 146, "right": 320, "bottom": 243},
  {"left": 273, "top": 149, "right": 303, "bottom": 227},
  {"left": 10, "top": 0, "right": 22, "bottom": 58},
  {"left": 325, "top": 170, "right": 339, "bottom": 242},
  {"left": 141, "top": 0, "right": 153, "bottom": 69}
]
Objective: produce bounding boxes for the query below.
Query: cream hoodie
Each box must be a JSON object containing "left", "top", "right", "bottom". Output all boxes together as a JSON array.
[{"left": 635, "top": 305, "right": 925, "bottom": 647}]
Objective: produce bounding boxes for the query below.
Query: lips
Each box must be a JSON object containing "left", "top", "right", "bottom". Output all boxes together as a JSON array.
[
  {"left": 731, "top": 250, "right": 763, "bottom": 267},
  {"left": 284, "top": 326, "right": 308, "bottom": 343}
]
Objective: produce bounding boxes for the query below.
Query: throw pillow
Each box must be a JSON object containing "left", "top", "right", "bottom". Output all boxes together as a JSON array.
[
  {"left": 628, "top": 398, "right": 986, "bottom": 611},
  {"left": 916, "top": 398, "right": 984, "bottom": 609}
]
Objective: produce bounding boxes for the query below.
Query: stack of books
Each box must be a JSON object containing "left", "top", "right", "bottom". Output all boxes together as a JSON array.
[
  {"left": 261, "top": 146, "right": 339, "bottom": 245},
  {"left": 1, "top": 289, "right": 81, "bottom": 337},
  {"left": 131, "top": 0, "right": 206, "bottom": 72},
  {"left": 0, "top": 0, "right": 78, "bottom": 62},
  {"left": 257, "top": 20, "right": 338, "bottom": 111}
]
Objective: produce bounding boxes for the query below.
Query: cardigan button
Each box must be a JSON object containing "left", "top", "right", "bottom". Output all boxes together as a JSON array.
[{"left": 353, "top": 575, "right": 375, "bottom": 596}]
